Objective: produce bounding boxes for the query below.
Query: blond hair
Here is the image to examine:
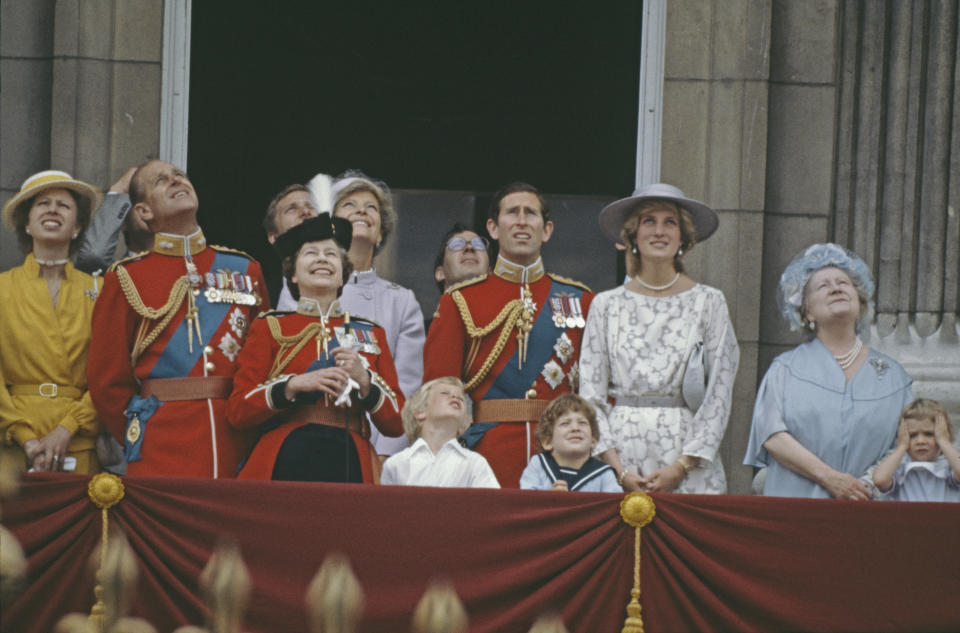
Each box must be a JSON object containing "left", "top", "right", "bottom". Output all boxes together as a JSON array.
[
  {"left": 400, "top": 377, "right": 471, "bottom": 442},
  {"left": 900, "top": 398, "right": 953, "bottom": 441}
]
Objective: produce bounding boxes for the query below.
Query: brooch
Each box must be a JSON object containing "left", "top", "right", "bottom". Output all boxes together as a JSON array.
[{"left": 868, "top": 357, "right": 888, "bottom": 377}]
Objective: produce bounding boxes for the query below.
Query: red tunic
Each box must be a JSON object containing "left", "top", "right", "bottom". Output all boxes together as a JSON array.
[
  {"left": 424, "top": 262, "right": 593, "bottom": 487},
  {"left": 228, "top": 309, "right": 403, "bottom": 483},
  {"left": 87, "top": 241, "right": 266, "bottom": 478}
]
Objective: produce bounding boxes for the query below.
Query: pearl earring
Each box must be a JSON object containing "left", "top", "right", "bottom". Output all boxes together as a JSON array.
[
  {"left": 25, "top": 227, "right": 32, "bottom": 235},
  {"left": 677, "top": 247, "right": 684, "bottom": 257}
]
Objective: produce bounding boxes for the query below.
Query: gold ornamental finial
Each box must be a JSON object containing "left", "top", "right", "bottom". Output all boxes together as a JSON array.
[
  {"left": 200, "top": 541, "right": 252, "bottom": 633},
  {"left": 0, "top": 525, "right": 27, "bottom": 608},
  {"left": 100, "top": 529, "right": 139, "bottom": 629},
  {"left": 411, "top": 579, "right": 468, "bottom": 633},
  {"left": 619, "top": 492, "right": 656, "bottom": 633},
  {"left": 527, "top": 612, "right": 569, "bottom": 633},
  {"left": 305, "top": 552, "right": 364, "bottom": 633}
]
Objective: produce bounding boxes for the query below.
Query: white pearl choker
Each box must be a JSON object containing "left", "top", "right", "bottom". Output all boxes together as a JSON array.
[
  {"left": 35, "top": 258, "right": 69, "bottom": 267},
  {"left": 634, "top": 272, "right": 680, "bottom": 292},
  {"left": 834, "top": 337, "right": 863, "bottom": 369}
]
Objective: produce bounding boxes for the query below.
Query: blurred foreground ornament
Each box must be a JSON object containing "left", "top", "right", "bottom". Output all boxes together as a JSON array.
[
  {"left": 0, "top": 524, "right": 27, "bottom": 607},
  {"left": 411, "top": 579, "right": 468, "bottom": 633},
  {"left": 306, "top": 552, "right": 365, "bottom": 633},
  {"left": 619, "top": 492, "right": 656, "bottom": 633},
  {"left": 199, "top": 540, "right": 252, "bottom": 633},
  {"left": 528, "top": 611, "right": 569, "bottom": 633}
]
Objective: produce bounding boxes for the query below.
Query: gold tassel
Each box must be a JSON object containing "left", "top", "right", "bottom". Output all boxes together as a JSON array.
[
  {"left": 86, "top": 474, "right": 126, "bottom": 632},
  {"left": 619, "top": 492, "right": 656, "bottom": 633}
]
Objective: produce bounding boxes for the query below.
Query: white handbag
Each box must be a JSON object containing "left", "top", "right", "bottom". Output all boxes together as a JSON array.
[{"left": 681, "top": 292, "right": 708, "bottom": 412}]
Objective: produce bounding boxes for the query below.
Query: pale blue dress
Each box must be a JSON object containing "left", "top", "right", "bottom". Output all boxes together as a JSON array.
[
  {"left": 876, "top": 456, "right": 960, "bottom": 503},
  {"left": 745, "top": 339, "right": 912, "bottom": 498}
]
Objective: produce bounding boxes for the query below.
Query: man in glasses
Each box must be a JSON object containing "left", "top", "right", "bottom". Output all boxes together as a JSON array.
[
  {"left": 424, "top": 182, "right": 593, "bottom": 487},
  {"left": 433, "top": 223, "right": 491, "bottom": 292}
]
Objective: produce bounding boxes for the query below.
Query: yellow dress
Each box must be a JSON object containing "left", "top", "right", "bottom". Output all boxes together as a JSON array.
[{"left": 0, "top": 253, "right": 103, "bottom": 473}]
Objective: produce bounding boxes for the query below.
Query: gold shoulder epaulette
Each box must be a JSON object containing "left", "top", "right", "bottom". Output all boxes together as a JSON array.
[
  {"left": 348, "top": 315, "right": 384, "bottom": 329},
  {"left": 548, "top": 273, "right": 592, "bottom": 293},
  {"left": 106, "top": 250, "right": 149, "bottom": 273},
  {"left": 210, "top": 244, "right": 256, "bottom": 260},
  {"left": 445, "top": 274, "right": 488, "bottom": 294}
]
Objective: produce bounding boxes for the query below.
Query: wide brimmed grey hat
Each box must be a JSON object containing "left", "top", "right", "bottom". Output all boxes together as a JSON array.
[{"left": 598, "top": 183, "right": 719, "bottom": 246}]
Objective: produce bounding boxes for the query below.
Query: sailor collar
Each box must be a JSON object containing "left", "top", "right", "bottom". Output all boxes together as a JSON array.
[
  {"left": 153, "top": 229, "right": 206, "bottom": 257},
  {"left": 296, "top": 296, "right": 344, "bottom": 318},
  {"left": 493, "top": 255, "right": 545, "bottom": 284}
]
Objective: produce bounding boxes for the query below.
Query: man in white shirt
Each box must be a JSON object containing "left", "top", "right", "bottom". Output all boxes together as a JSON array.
[{"left": 381, "top": 377, "right": 499, "bottom": 488}]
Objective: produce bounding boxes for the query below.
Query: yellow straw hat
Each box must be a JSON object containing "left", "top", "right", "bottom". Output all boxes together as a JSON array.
[{"left": 2, "top": 170, "right": 103, "bottom": 231}]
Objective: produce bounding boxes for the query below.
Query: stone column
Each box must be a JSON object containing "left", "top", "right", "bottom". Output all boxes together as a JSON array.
[
  {"left": 662, "top": 0, "right": 772, "bottom": 494},
  {"left": 0, "top": 0, "right": 165, "bottom": 272}
]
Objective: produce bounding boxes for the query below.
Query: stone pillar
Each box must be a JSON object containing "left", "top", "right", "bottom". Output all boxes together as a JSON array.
[
  {"left": 763, "top": 0, "right": 960, "bottom": 421},
  {"left": 662, "top": 0, "right": 772, "bottom": 494},
  {"left": 0, "top": 0, "right": 164, "bottom": 272}
]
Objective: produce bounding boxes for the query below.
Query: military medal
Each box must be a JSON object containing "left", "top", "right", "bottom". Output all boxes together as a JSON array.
[
  {"left": 562, "top": 297, "right": 577, "bottom": 329},
  {"left": 572, "top": 296, "right": 586, "bottom": 328},
  {"left": 550, "top": 297, "right": 566, "bottom": 328},
  {"left": 126, "top": 415, "right": 141, "bottom": 444}
]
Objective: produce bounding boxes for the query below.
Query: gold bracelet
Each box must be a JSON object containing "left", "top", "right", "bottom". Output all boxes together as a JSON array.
[
  {"left": 676, "top": 459, "right": 691, "bottom": 476},
  {"left": 618, "top": 469, "right": 629, "bottom": 486}
]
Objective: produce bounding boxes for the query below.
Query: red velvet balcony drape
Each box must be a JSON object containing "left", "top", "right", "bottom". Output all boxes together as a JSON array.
[{"left": 3, "top": 474, "right": 959, "bottom": 633}]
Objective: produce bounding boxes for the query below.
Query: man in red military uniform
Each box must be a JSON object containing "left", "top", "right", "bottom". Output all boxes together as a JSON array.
[
  {"left": 424, "top": 182, "right": 593, "bottom": 487},
  {"left": 87, "top": 160, "right": 267, "bottom": 478}
]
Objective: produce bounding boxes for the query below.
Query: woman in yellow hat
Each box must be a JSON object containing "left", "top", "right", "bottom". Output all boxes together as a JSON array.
[{"left": 0, "top": 170, "right": 105, "bottom": 473}]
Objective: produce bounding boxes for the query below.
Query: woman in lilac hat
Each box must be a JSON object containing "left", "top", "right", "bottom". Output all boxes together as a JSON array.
[
  {"left": 0, "top": 170, "right": 104, "bottom": 473},
  {"left": 580, "top": 183, "right": 740, "bottom": 494},
  {"left": 745, "top": 243, "right": 913, "bottom": 498}
]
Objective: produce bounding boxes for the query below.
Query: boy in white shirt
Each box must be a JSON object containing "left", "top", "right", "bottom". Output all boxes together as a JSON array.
[
  {"left": 872, "top": 398, "right": 960, "bottom": 502},
  {"left": 381, "top": 377, "right": 499, "bottom": 488}
]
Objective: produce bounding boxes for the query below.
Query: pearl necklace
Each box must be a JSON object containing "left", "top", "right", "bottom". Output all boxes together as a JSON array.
[
  {"left": 35, "top": 258, "right": 68, "bottom": 267},
  {"left": 634, "top": 272, "right": 680, "bottom": 292},
  {"left": 834, "top": 337, "right": 862, "bottom": 369}
]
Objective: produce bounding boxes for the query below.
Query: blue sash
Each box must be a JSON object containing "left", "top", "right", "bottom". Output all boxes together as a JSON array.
[
  {"left": 461, "top": 278, "right": 584, "bottom": 448},
  {"left": 148, "top": 251, "right": 249, "bottom": 379}
]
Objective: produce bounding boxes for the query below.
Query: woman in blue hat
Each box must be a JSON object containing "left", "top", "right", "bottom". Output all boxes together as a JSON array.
[{"left": 744, "top": 243, "right": 913, "bottom": 498}]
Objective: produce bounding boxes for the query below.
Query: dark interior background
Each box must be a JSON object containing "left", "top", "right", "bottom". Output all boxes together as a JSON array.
[{"left": 188, "top": 1, "right": 642, "bottom": 308}]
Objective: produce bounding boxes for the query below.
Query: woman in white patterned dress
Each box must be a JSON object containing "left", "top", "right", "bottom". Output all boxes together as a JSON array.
[{"left": 581, "top": 184, "right": 739, "bottom": 493}]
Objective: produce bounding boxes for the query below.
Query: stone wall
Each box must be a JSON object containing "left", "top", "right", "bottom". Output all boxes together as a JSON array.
[
  {"left": 662, "top": 0, "right": 772, "bottom": 494},
  {"left": 0, "top": 0, "right": 164, "bottom": 271}
]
